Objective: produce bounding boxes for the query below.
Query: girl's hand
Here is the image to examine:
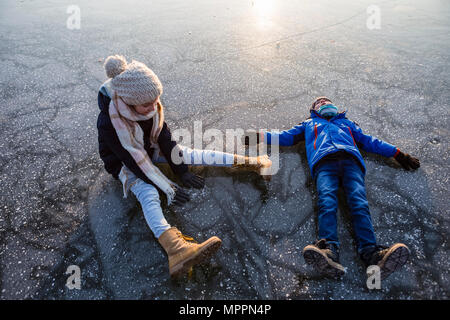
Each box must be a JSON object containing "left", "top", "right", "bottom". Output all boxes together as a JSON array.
[
  {"left": 181, "top": 171, "right": 205, "bottom": 189},
  {"left": 172, "top": 187, "right": 190, "bottom": 206}
]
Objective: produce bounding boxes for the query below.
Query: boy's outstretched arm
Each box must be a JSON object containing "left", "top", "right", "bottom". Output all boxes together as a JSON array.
[
  {"left": 348, "top": 121, "right": 420, "bottom": 170},
  {"left": 244, "top": 122, "right": 306, "bottom": 147}
]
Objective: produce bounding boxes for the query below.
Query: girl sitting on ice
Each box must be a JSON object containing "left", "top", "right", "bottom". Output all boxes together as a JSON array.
[{"left": 97, "top": 55, "right": 271, "bottom": 277}]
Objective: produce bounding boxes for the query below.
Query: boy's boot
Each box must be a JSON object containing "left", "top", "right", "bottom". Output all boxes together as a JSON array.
[
  {"left": 232, "top": 154, "right": 272, "bottom": 179},
  {"left": 303, "top": 239, "right": 346, "bottom": 278},
  {"left": 360, "top": 243, "right": 410, "bottom": 280},
  {"left": 158, "top": 227, "right": 222, "bottom": 278}
]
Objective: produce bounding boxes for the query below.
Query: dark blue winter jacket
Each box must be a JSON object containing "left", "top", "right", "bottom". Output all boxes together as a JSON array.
[
  {"left": 97, "top": 91, "right": 188, "bottom": 186},
  {"left": 264, "top": 110, "right": 399, "bottom": 176}
]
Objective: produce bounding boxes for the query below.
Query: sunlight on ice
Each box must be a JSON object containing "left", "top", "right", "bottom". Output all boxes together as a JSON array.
[{"left": 252, "top": 0, "right": 276, "bottom": 29}]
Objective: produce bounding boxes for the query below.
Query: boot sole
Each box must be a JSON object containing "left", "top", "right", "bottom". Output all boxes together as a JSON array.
[
  {"left": 378, "top": 244, "right": 410, "bottom": 281},
  {"left": 170, "top": 237, "right": 222, "bottom": 278},
  {"left": 303, "top": 246, "right": 346, "bottom": 278}
]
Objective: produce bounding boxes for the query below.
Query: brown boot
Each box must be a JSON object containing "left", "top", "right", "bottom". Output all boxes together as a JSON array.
[
  {"left": 158, "top": 227, "right": 222, "bottom": 277},
  {"left": 232, "top": 154, "right": 272, "bottom": 179}
]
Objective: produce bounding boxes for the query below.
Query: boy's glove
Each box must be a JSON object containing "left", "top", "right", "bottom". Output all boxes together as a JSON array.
[
  {"left": 181, "top": 171, "right": 205, "bottom": 189},
  {"left": 172, "top": 187, "right": 190, "bottom": 206},
  {"left": 394, "top": 151, "right": 420, "bottom": 171},
  {"left": 242, "top": 130, "right": 260, "bottom": 146}
]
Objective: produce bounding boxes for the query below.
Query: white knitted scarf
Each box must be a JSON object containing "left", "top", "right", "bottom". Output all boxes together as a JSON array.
[{"left": 109, "top": 93, "right": 177, "bottom": 204}]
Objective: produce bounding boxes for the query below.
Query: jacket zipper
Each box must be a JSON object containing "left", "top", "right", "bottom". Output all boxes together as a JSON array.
[
  {"left": 314, "top": 124, "right": 318, "bottom": 150},
  {"left": 347, "top": 126, "right": 356, "bottom": 146}
]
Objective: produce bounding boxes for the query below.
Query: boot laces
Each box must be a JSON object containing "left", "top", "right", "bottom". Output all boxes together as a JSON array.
[
  {"left": 315, "top": 239, "right": 339, "bottom": 261},
  {"left": 176, "top": 231, "right": 198, "bottom": 244},
  {"left": 376, "top": 245, "right": 390, "bottom": 257},
  {"left": 362, "top": 244, "right": 390, "bottom": 265},
  {"left": 315, "top": 239, "right": 328, "bottom": 249}
]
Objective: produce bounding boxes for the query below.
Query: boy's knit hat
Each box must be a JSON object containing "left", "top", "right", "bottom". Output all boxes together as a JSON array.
[
  {"left": 103, "top": 55, "right": 163, "bottom": 106},
  {"left": 311, "top": 96, "right": 332, "bottom": 110}
]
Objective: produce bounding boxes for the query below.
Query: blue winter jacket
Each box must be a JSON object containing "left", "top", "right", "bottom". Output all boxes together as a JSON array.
[{"left": 264, "top": 110, "right": 399, "bottom": 176}]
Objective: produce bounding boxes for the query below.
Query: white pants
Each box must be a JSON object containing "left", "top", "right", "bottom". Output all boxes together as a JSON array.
[
  {"left": 127, "top": 173, "right": 170, "bottom": 239},
  {"left": 153, "top": 145, "right": 235, "bottom": 167},
  {"left": 119, "top": 146, "right": 235, "bottom": 238}
]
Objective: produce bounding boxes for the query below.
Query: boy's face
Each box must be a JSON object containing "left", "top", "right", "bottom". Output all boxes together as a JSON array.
[
  {"left": 313, "top": 98, "right": 333, "bottom": 111},
  {"left": 132, "top": 96, "right": 160, "bottom": 115}
]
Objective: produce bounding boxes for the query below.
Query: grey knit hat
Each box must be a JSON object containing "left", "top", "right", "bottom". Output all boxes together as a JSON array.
[{"left": 103, "top": 55, "right": 163, "bottom": 106}]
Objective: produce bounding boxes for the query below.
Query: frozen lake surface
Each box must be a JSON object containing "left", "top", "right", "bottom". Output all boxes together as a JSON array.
[{"left": 0, "top": 0, "right": 449, "bottom": 299}]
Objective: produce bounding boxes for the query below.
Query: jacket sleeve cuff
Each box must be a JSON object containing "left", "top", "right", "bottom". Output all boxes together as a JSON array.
[{"left": 393, "top": 148, "right": 401, "bottom": 158}]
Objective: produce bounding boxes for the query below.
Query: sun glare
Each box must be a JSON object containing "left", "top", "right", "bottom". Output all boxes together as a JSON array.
[{"left": 253, "top": 0, "right": 275, "bottom": 28}]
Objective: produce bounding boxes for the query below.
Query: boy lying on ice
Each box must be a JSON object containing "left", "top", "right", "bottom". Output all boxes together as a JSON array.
[{"left": 244, "top": 97, "right": 420, "bottom": 279}]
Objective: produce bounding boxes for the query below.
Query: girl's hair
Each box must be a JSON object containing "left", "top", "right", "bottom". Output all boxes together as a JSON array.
[
  {"left": 113, "top": 91, "right": 165, "bottom": 145},
  {"left": 152, "top": 101, "right": 164, "bottom": 144}
]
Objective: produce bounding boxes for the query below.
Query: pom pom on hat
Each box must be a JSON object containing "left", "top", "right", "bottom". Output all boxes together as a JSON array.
[{"left": 104, "top": 55, "right": 127, "bottom": 78}]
